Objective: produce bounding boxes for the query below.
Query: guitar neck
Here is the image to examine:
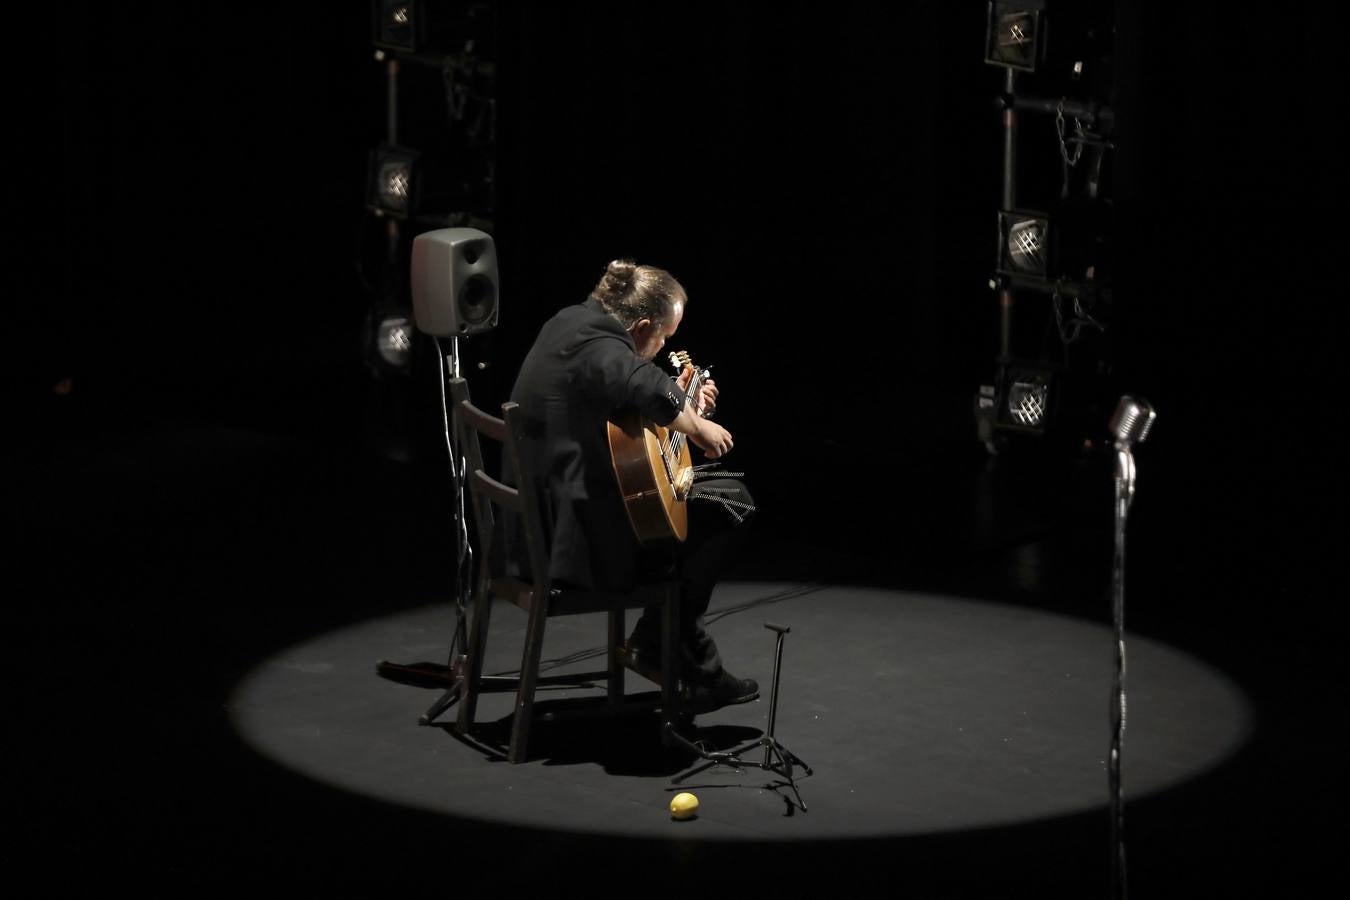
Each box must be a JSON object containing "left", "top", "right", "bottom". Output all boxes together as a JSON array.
[
  {"left": 684, "top": 368, "right": 709, "bottom": 417},
  {"left": 669, "top": 350, "right": 709, "bottom": 418}
]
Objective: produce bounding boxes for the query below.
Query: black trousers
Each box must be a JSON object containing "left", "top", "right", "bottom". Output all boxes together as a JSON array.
[{"left": 629, "top": 478, "right": 755, "bottom": 683}]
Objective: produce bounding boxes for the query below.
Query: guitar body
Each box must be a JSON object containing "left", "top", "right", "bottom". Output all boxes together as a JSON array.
[{"left": 608, "top": 411, "right": 691, "bottom": 543}]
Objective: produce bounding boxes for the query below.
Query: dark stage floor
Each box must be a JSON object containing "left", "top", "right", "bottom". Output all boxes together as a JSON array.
[
  {"left": 234, "top": 583, "right": 1248, "bottom": 838},
  {"left": 5, "top": 395, "right": 1336, "bottom": 895}
]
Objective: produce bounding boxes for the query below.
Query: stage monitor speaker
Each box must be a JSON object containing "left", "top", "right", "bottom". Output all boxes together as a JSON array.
[{"left": 410, "top": 227, "right": 499, "bottom": 337}]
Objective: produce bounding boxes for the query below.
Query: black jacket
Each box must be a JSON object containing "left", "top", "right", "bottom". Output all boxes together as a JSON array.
[{"left": 507, "top": 298, "right": 686, "bottom": 590}]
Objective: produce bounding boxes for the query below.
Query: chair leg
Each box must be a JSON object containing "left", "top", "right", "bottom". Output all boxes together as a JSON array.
[
  {"left": 456, "top": 586, "right": 494, "bottom": 736},
  {"left": 508, "top": 597, "right": 549, "bottom": 764},
  {"left": 608, "top": 608, "right": 625, "bottom": 709}
]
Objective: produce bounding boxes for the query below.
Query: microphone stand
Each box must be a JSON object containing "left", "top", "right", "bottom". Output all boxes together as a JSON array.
[
  {"left": 376, "top": 337, "right": 475, "bottom": 724},
  {"left": 1107, "top": 395, "right": 1154, "bottom": 900},
  {"left": 666, "top": 623, "right": 814, "bottom": 811},
  {"left": 1109, "top": 436, "right": 1133, "bottom": 900}
]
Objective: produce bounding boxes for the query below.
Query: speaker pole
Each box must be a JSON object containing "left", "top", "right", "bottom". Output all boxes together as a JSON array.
[
  {"left": 374, "top": 334, "right": 473, "bottom": 721},
  {"left": 419, "top": 335, "right": 473, "bottom": 724}
]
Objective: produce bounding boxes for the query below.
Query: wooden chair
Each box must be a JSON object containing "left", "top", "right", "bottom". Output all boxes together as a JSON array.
[{"left": 446, "top": 377, "right": 683, "bottom": 763}]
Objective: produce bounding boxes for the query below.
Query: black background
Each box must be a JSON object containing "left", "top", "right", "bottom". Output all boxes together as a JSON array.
[
  {"left": 9, "top": 1, "right": 1345, "bottom": 892},
  {"left": 21, "top": 2, "right": 1341, "bottom": 500},
  {"left": 21, "top": 1, "right": 1340, "bottom": 641}
]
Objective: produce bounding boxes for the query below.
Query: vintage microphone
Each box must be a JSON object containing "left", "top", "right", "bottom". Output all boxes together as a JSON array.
[{"left": 1107, "top": 395, "right": 1155, "bottom": 900}]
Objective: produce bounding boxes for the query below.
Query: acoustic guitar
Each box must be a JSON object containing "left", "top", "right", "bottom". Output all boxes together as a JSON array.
[{"left": 607, "top": 350, "right": 711, "bottom": 543}]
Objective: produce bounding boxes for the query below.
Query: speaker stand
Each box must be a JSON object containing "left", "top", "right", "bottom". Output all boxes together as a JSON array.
[{"left": 376, "top": 337, "right": 474, "bottom": 724}]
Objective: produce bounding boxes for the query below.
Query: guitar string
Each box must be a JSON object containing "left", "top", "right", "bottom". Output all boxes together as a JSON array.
[
  {"left": 654, "top": 357, "right": 720, "bottom": 492},
  {"left": 665, "top": 353, "right": 697, "bottom": 460},
  {"left": 665, "top": 373, "right": 696, "bottom": 458},
  {"left": 664, "top": 365, "right": 706, "bottom": 461}
]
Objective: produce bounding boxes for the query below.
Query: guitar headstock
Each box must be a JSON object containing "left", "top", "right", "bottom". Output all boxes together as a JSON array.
[{"left": 668, "top": 350, "right": 694, "bottom": 373}]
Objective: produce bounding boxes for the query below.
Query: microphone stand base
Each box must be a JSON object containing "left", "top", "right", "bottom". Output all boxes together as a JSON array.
[{"left": 664, "top": 730, "right": 814, "bottom": 812}]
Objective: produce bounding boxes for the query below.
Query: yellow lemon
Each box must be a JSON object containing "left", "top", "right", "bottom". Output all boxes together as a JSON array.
[{"left": 669, "top": 792, "right": 699, "bottom": 820}]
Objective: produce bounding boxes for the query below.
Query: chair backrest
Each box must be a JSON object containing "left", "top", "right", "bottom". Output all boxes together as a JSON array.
[{"left": 448, "top": 377, "right": 551, "bottom": 602}]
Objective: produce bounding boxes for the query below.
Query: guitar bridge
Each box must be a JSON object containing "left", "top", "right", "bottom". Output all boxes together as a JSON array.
[{"left": 673, "top": 466, "right": 694, "bottom": 500}]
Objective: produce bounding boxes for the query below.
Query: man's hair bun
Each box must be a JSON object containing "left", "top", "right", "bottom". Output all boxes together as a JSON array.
[
  {"left": 589, "top": 258, "right": 687, "bottom": 329},
  {"left": 604, "top": 259, "right": 636, "bottom": 291}
]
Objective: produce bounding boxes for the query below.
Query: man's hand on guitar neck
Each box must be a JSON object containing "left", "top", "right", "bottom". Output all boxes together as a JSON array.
[
  {"left": 676, "top": 365, "right": 718, "bottom": 419},
  {"left": 672, "top": 363, "right": 730, "bottom": 457}
]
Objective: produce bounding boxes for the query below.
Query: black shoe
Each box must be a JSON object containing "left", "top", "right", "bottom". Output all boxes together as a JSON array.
[{"left": 684, "top": 669, "right": 760, "bottom": 713}]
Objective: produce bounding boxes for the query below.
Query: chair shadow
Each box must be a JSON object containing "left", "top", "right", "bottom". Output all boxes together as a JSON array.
[{"left": 437, "top": 694, "right": 764, "bottom": 777}]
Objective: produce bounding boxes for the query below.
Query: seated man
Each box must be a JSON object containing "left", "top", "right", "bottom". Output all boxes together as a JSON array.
[{"left": 506, "top": 258, "right": 758, "bottom": 712}]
